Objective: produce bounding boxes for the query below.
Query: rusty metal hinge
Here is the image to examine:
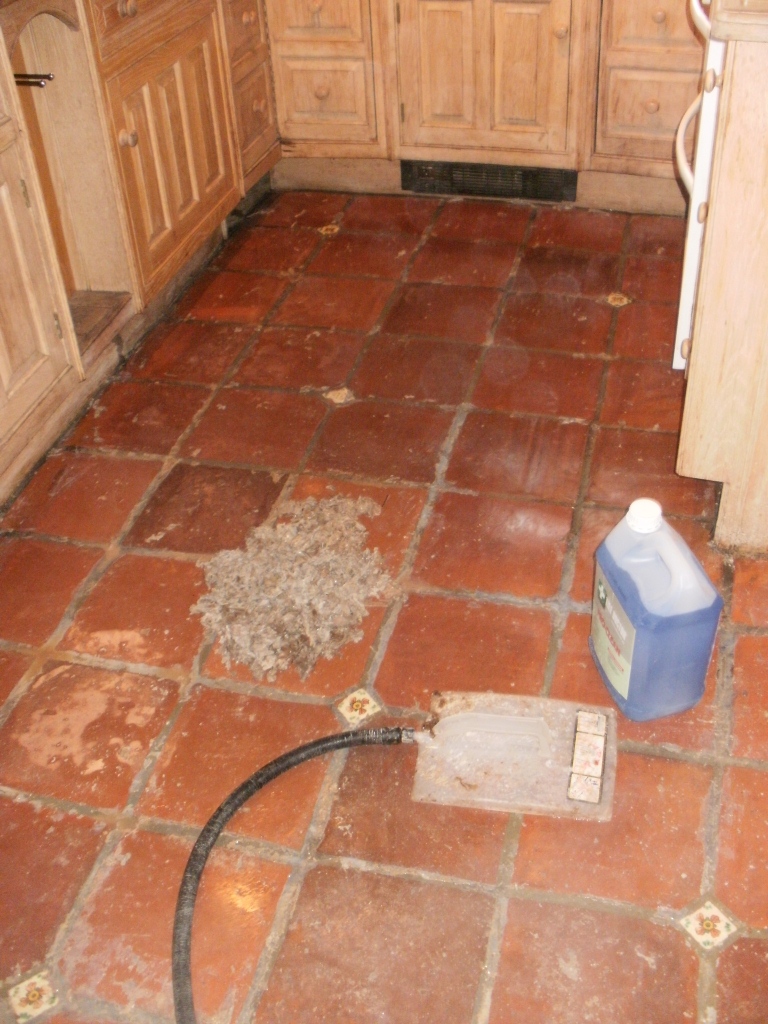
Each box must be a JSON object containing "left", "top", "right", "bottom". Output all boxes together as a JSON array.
[
  {"left": 400, "top": 102, "right": 405, "bottom": 122},
  {"left": 20, "top": 178, "right": 31, "bottom": 208},
  {"left": 396, "top": 2, "right": 400, "bottom": 24},
  {"left": 53, "top": 312, "right": 63, "bottom": 339}
]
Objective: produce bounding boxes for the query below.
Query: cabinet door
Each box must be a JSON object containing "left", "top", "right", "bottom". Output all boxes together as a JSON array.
[
  {"left": 108, "top": 11, "right": 236, "bottom": 296},
  {"left": 0, "top": 117, "right": 72, "bottom": 448}
]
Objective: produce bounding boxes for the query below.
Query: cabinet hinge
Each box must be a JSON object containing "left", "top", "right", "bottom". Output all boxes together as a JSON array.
[
  {"left": 20, "top": 178, "right": 31, "bottom": 208},
  {"left": 400, "top": 102, "right": 405, "bottom": 123},
  {"left": 396, "top": 2, "right": 400, "bottom": 24},
  {"left": 53, "top": 312, "right": 63, "bottom": 339}
]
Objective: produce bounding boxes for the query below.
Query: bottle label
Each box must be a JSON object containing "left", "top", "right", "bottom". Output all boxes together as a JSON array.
[{"left": 591, "top": 570, "right": 636, "bottom": 699}]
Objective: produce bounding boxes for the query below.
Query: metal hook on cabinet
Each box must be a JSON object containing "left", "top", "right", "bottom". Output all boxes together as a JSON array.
[{"left": 14, "top": 73, "right": 54, "bottom": 88}]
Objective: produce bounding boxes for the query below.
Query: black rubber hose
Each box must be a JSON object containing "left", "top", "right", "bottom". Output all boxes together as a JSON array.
[{"left": 172, "top": 726, "right": 410, "bottom": 1024}]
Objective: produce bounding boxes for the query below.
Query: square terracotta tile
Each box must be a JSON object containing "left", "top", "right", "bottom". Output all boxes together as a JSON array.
[
  {"left": 513, "top": 750, "right": 712, "bottom": 907},
  {"left": 447, "top": 412, "right": 588, "bottom": 502},
  {"left": 431, "top": 199, "right": 532, "bottom": 242},
  {"left": 66, "top": 382, "right": 207, "bottom": 455},
  {"left": 495, "top": 292, "right": 613, "bottom": 354},
  {"left": 124, "top": 463, "right": 285, "bottom": 554},
  {"left": 528, "top": 207, "right": 627, "bottom": 253},
  {"left": 413, "top": 492, "right": 572, "bottom": 597},
  {"left": 622, "top": 256, "right": 683, "bottom": 304},
  {"left": 628, "top": 215, "right": 686, "bottom": 259},
  {"left": 600, "top": 359, "right": 686, "bottom": 431},
  {"left": 731, "top": 635, "right": 768, "bottom": 760},
  {"left": 182, "top": 389, "right": 326, "bottom": 467},
  {"left": 350, "top": 335, "right": 479, "bottom": 405},
  {"left": 271, "top": 276, "right": 395, "bottom": 332},
  {"left": 138, "top": 687, "right": 337, "bottom": 846},
  {"left": 613, "top": 302, "right": 677, "bottom": 361},
  {"left": 340, "top": 194, "right": 440, "bottom": 234},
  {"left": 177, "top": 270, "right": 287, "bottom": 323},
  {"left": 717, "top": 939, "right": 768, "bottom": 1024},
  {"left": 474, "top": 348, "right": 603, "bottom": 419},
  {"left": 408, "top": 237, "right": 518, "bottom": 288},
  {"left": 374, "top": 595, "right": 551, "bottom": 710},
  {"left": 234, "top": 327, "right": 365, "bottom": 391},
  {"left": 488, "top": 900, "right": 698, "bottom": 1024},
  {"left": 216, "top": 226, "right": 319, "bottom": 274},
  {"left": 0, "top": 662, "right": 178, "bottom": 808},
  {"left": 588, "top": 427, "right": 717, "bottom": 518},
  {"left": 732, "top": 557, "right": 768, "bottom": 627},
  {"left": 0, "top": 650, "right": 32, "bottom": 705},
  {"left": 320, "top": 744, "right": 508, "bottom": 881},
  {"left": 257, "top": 190, "right": 350, "bottom": 228},
  {"left": 2, "top": 453, "right": 159, "bottom": 544},
  {"left": 60, "top": 554, "right": 205, "bottom": 670},
  {"left": 515, "top": 248, "right": 620, "bottom": 297},
  {"left": 253, "top": 866, "right": 495, "bottom": 1024},
  {"left": 124, "top": 321, "right": 253, "bottom": 384},
  {"left": 570, "top": 507, "right": 624, "bottom": 602},
  {"left": 717, "top": 767, "right": 768, "bottom": 929},
  {"left": 307, "top": 233, "right": 419, "bottom": 278},
  {"left": 306, "top": 401, "right": 453, "bottom": 483},
  {"left": 0, "top": 539, "right": 100, "bottom": 646},
  {"left": 0, "top": 797, "right": 104, "bottom": 978},
  {"left": 57, "top": 830, "right": 289, "bottom": 1020},
  {"left": 382, "top": 283, "right": 501, "bottom": 343}
]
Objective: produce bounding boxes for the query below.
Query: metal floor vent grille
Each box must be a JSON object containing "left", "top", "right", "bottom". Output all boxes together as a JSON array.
[{"left": 401, "top": 160, "right": 577, "bottom": 203}]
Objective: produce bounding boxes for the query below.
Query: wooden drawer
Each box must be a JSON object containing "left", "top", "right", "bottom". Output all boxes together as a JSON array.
[
  {"left": 268, "top": 0, "right": 365, "bottom": 43},
  {"left": 224, "top": 0, "right": 268, "bottom": 67},
  {"left": 605, "top": 0, "right": 702, "bottom": 53},
  {"left": 275, "top": 55, "right": 375, "bottom": 141},
  {"left": 232, "top": 57, "right": 277, "bottom": 172},
  {"left": 596, "top": 66, "right": 700, "bottom": 160},
  {"left": 87, "top": 0, "right": 210, "bottom": 68}
]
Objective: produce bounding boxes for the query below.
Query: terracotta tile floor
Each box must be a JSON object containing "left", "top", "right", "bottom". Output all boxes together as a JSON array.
[{"left": 1, "top": 190, "right": 767, "bottom": 1024}]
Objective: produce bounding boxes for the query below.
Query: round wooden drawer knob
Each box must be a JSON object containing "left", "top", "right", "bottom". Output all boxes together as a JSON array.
[
  {"left": 252, "top": 99, "right": 267, "bottom": 115},
  {"left": 314, "top": 84, "right": 330, "bottom": 100},
  {"left": 310, "top": 0, "right": 324, "bottom": 11},
  {"left": 645, "top": 99, "right": 660, "bottom": 114},
  {"left": 242, "top": 10, "right": 256, "bottom": 24},
  {"left": 119, "top": 128, "right": 138, "bottom": 147},
  {"left": 117, "top": 0, "right": 138, "bottom": 17},
  {"left": 553, "top": 24, "right": 568, "bottom": 38},
  {"left": 652, "top": 8, "right": 667, "bottom": 23}
]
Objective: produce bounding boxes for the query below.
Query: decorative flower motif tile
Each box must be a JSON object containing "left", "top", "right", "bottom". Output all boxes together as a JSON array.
[
  {"left": 337, "top": 688, "right": 382, "bottom": 726},
  {"left": 679, "top": 900, "right": 739, "bottom": 950},
  {"left": 8, "top": 972, "right": 58, "bottom": 1022}
]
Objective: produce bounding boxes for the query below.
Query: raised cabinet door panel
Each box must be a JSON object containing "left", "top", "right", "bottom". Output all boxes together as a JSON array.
[
  {"left": 276, "top": 56, "right": 375, "bottom": 140},
  {"left": 0, "top": 120, "right": 71, "bottom": 445},
  {"left": 607, "top": 0, "right": 702, "bottom": 53},
  {"left": 233, "top": 58, "right": 278, "bottom": 172},
  {"left": 225, "top": 0, "right": 269, "bottom": 67},
  {"left": 270, "top": 0, "right": 365, "bottom": 42}
]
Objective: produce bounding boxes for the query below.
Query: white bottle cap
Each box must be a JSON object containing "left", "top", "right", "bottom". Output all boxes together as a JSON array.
[{"left": 626, "top": 498, "right": 663, "bottom": 533}]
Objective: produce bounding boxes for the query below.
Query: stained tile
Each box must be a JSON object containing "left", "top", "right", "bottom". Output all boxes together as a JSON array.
[
  {"left": 138, "top": 688, "right": 337, "bottom": 846},
  {"left": 308, "top": 232, "right": 419, "bottom": 278},
  {"left": 622, "top": 256, "right": 683, "bottom": 304},
  {"left": 257, "top": 190, "right": 349, "bottom": 228},
  {"left": 2, "top": 453, "right": 159, "bottom": 544},
  {"left": 516, "top": 248, "right": 620, "bottom": 297},
  {"left": 408, "top": 237, "right": 518, "bottom": 288},
  {"left": 413, "top": 492, "right": 572, "bottom": 597},
  {"left": 0, "top": 797, "right": 104, "bottom": 978},
  {"left": 307, "top": 401, "right": 452, "bottom": 483},
  {"left": 350, "top": 335, "right": 478, "bottom": 404},
  {"left": 496, "top": 292, "right": 613, "bottom": 354},
  {"left": 0, "top": 650, "right": 32, "bottom": 706},
  {"left": 514, "top": 751, "right": 711, "bottom": 907},
  {"left": 125, "top": 321, "right": 252, "bottom": 384},
  {"left": 679, "top": 900, "right": 738, "bottom": 950},
  {"left": 601, "top": 359, "right": 686, "bottom": 431},
  {"left": 382, "top": 283, "right": 501, "bottom": 343},
  {"left": 60, "top": 554, "right": 205, "bottom": 670},
  {"left": 0, "top": 662, "right": 178, "bottom": 808},
  {"left": 613, "top": 302, "right": 677, "bottom": 361},
  {"left": 488, "top": 901, "right": 698, "bottom": 1024},
  {"left": 717, "top": 938, "right": 768, "bottom": 1024},
  {"left": 628, "top": 215, "right": 686, "bottom": 259},
  {"left": 340, "top": 194, "right": 440, "bottom": 234},
  {"left": 217, "top": 226, "right": 319, "bottom": 274},
  {"left": 253, "top": 867, "right": 495, "bottom": 1024},
  {"left": 732, "top": 557, "right": 768, "bottom": 627},
  {"left": 375, "top": 595, "right": 550, "bottom": 710},
  {"left": 588, "top": 427, "right": 717, "bottom": 518},
  {"left": 124, "top": 463, "right": 285, "bottom": 554},
  {"left": 431, "top": 200, "right": 532, "bottom": 242},
  {"left": 320, "top": 743, "right": 508, "bottom": 881},
  {"left": 474, "top": 348, "right": 603, "bottom": 419},
  {"left": 336, "top": 687, "right": 382, "bottom": 726},
  {"left": 234, "top": 327, "right": 365, "bottom": 391},
  {"left": 182, "top": 389, "right": 326, "bottom": 467},
  {"left": 731, "top": 635, "right": 768, "bottom": 760},
  {"left": 0, "top": 539, "right": 100, "bottom": 646},
  {"left": 57, "top": 830, "right": 289, "bottom": 1020},
  {"left": 528, "top": 207, "right": 627, "bottom": 253},
  {"left": 271, "top": 276, "right": 395, "bottom": 332},
  {"left": 448, "top": 412, "right": 587, "bottom": 502},
  {"left": 67, "top": 381, "right": 208, "bottom": 456},
  {"left": 717, "top": 767, "right": 768, "bottom": 929},
  {"left": 177, "top": 270, "right": 287, "bottom": 324}
]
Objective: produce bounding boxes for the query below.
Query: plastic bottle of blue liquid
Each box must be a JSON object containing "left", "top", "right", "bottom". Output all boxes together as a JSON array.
[{"left": 589, "top": 498, "right": 723, "bottom": 721}]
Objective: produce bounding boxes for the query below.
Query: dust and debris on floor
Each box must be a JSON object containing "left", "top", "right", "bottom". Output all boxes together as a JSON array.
[{"left": 193, "top": 496, "right": 394, "bottom": 680}]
